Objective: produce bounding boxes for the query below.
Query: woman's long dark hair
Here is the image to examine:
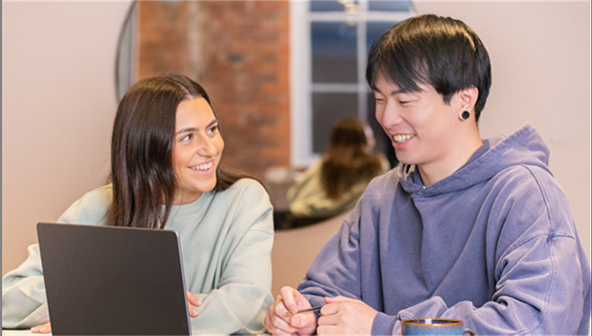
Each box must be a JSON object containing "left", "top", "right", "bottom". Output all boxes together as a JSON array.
[
  {"left": 320, "top": 118, "right": 383, "bottom": 200},
  {"left": 109, "top": 74, "right": 249, "bottom": 228}
]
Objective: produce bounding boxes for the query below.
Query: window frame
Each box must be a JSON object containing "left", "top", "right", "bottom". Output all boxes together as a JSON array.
[{"left": 290, "top": 1, "right": 414, "bottom": 167}]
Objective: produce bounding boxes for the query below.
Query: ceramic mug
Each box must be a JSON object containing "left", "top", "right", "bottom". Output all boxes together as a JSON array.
[{"left": 402, "top": 318, "right": 476, "bottom": 335}]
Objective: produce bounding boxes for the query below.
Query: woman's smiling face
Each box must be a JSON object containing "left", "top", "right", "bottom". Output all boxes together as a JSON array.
[{"left": 172, "top": 96, "right": 224, "bottom": 204}]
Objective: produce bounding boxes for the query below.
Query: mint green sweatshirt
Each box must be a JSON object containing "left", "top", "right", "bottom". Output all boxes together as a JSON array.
[{"left": 2, "top": 178, "right": 274, "bottom": 334}]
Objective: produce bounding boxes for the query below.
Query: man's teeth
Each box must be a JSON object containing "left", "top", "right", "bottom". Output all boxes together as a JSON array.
[
  {"left": 393, "top": 134, "right": 415, "bottom": 143},
  {"left": 191, "top": 162, "right": 214, "bottom": 171}
]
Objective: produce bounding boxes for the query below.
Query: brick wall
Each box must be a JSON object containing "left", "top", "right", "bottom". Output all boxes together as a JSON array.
[{"left": 137, "top": 1, "right": 291, "bottom": 181}]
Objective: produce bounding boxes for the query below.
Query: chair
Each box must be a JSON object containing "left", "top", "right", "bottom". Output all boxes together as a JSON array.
[{"left": 271, "top": 212, "right": 348, "bottom": 297}]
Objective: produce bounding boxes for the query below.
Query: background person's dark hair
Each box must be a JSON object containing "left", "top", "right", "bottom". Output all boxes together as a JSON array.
[
  {"left": 366, "top": 14, "right": 492, "bottom": 120},
  {"left": 320, "top": 118, "right": 383, "bottom": 200},
  {"left": 109, "top": 74, "right": 251, "bottom": 229}
]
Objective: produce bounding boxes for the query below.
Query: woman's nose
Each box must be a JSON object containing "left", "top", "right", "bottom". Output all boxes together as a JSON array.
[{"left": 197, "top": 136, "right": 216, "bottom": 157}]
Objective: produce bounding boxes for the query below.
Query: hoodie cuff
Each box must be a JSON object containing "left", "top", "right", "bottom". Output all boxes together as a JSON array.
[
  {"left": 398, "top": 296, "right": 447, "bottom": 318},
  {"left": 370, "top": 297, "right": 449, "bottom": 335},
  {"left": 371, "top": 312, "right": 398, "bottom": 335}
]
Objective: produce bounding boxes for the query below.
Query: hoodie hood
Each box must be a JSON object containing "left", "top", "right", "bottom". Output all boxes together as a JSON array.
[{"left": 399, "top": 123, "right": 551, "bottom": 197}]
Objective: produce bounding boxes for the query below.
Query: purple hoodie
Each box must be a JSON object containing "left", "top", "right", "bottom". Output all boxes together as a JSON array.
[{"left": 298, "top": 124, "right": 591, "bottom": 335}]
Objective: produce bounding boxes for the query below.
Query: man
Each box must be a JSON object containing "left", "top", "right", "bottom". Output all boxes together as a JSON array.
[{"left": 265, "top": 14, "right": 590, "bottom": 335}]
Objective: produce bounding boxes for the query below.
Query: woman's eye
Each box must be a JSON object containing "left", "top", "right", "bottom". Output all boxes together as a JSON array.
[
  {"left": 181, "top": 134, "right": 192, "bottom": 142},
  {"left": 207, "top": 125, "right": 218, "bottom": 135}
]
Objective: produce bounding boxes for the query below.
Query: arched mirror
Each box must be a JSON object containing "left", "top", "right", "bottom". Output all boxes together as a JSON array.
[{"left": 116, "top": 0, "right": 413, "bottom": 229}]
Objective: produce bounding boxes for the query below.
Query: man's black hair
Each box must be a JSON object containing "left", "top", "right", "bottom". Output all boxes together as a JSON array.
[{"left": 366, "top": 14, "right": 492, "bottom": 120}]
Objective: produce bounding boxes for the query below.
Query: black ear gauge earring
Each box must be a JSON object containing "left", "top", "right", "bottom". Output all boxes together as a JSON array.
[{"left": 461, "top": 111, "right": 471, "bottom": 120}]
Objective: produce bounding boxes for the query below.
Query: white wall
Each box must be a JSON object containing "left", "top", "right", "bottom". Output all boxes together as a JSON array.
[
  {"left": 2, "top": 1, "right": 132, "bottom": 275},
  {"left": 413, "top": 1, "right": 591, "bottom": 262},
  {"left": 2, "top": 1, "right": 590, "bottom": 276}
]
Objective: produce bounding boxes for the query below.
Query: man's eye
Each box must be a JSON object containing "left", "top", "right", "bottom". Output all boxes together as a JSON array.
[
  {"left": 375, "top": 97, "right": 385, "bottom": 103},
  {"left": 399, "top": 97, "right": 417, "bottom": 105}
]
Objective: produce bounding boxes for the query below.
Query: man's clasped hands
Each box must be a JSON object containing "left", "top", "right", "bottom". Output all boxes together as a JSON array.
[{"left": 265, "top": 286, "right": 378, "bottom": 335}]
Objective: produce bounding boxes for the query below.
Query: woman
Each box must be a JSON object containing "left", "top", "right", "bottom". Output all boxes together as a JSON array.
[
  {"left": 285, "top": 118, "right": 389, "bottom": 224},
  {"left": 2, "top": 74, "right": 274, "bottom": 334}
]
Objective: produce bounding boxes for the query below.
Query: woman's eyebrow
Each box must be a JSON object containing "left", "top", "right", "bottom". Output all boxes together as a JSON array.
[
  {"left": 175, "top": 127, "right": 196, "bottom": 135},
  {"left": 175, "top": 119, "right": 218, "bottom": 135},
  {"left": 206, "top": 119, "right": 219, "bottom": 128}
]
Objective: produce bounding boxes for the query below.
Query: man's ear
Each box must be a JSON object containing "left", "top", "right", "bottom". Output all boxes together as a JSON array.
[{"left": 458, "top": 86, "right": 479, "bottom": 112}]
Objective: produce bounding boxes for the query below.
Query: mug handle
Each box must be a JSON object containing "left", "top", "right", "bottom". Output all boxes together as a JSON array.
[{"left": 464, "top": 329, "right": 476, "bottom": 335}]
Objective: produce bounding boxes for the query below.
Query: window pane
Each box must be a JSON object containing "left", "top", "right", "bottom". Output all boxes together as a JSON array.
[
  {"left": 366, "top": 21, "right": 398, "bottom": 52},
  {"left": 312, "top": 22, "right": 358, "bottom": 83},
  {"left": 312, "top": 92, "right": 358, "bottom": 153},
  {"left": 310, "top": 0, "right": 351, "bottom": 12},
  {"left": 368, "top": 0, "right": 412, "bottom": 12}
]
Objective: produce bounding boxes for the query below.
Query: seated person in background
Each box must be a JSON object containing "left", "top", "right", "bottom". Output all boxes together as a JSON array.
[
  {"left": 285, "top": 118, "right": 389, "bottom": 226},
  {"left": 265, "top": 14, "right": 590, "bottom": 335},
  {"left": 2, "top": 74, "right": 274, "bottom": 335}
]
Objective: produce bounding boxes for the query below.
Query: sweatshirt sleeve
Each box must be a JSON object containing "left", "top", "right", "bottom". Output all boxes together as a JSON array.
[
  {"left": 189, "top": 181, "right": 275, "bottom": 335},
  {"left": 2, "top": 186, "right": 111, "bottom": 329},
  {"left": 2, "top": 244, "right": 49, "bottom": 329}
]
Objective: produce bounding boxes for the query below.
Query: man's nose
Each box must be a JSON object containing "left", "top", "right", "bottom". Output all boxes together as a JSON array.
[{"left": 380, "top": 100, "right": 403, "bottom": 130}]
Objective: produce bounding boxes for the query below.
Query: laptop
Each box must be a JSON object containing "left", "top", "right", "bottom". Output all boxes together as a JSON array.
[{"left": 37, "top": 222, "right": 192, "bottom": 336}]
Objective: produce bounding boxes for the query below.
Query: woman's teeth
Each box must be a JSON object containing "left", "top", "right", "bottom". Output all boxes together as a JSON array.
[
  {"left": 393, "top": 134, "right": 415, "bottom": 143},
  {"left": 191, "top": 162, "right": 214, "bottom": 171}
]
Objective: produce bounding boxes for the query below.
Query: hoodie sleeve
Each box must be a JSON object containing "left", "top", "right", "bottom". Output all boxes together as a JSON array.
[
  {"left": 297, "top": 210, "right": 364, "bottom": 309},
  {"left": 371, "top": 234, "right": 589, "bottom": 335},
  {"left": 371, "top": 166, "right": 591, "bottom": 335}
]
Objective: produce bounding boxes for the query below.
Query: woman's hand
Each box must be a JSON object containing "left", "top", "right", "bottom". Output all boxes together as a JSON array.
[
  {"left": 187, "top": 290, "right": 201, "bottom": 317},
  {"left": 31, "top": 322, "right": 51, "bottom": 334},
  {"left": 265, "top": 286, "right": 317, "bottom": 335}
]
